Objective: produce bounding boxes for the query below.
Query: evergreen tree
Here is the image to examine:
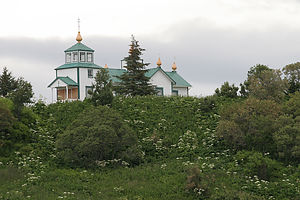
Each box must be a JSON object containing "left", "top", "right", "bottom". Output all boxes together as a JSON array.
[
  {"left": 116, "top": 35, "right": 156, "bottom": 96},
  {"left": 215, "top": 81, "right": 239, "bottom": 98},
  {"left": 0, "top": 67, "right": 17, "bottom": 97},
  {"left": 88, "top": 68, "right": 113, "bottom": 106},
  {"left": 8, "top": 77, "right": 33, "bottom": 116}
]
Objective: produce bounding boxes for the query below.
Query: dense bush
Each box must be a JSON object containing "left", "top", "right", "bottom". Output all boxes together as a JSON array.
[
  {"left": 56, "top": 106, "right": 142, "bottom": 168},
  {"left": 0, "top": 100, "right": 15, "bottom": 155},
  {"left": 216, "top": 98, "right": 282, "bottom": 154},
  {"left": 273, "top": 92, "right": 300, "bottom": 164},
  {"left": 232, "top": 151, "right": 281, "bottom": 181}
]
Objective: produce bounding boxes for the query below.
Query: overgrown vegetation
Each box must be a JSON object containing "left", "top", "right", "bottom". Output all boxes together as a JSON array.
[{"left": 1, "top": 63, "right": 300, "bottom": 199}]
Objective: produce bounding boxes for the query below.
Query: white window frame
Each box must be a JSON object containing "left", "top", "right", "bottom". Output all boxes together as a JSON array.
[
  {"left": 87, "top": 53, "right": 93, "bottom": 63},
  {"left": 73, "top": 52, "right": 78, "bottom": 62},
  {"left": 66, "top": 53, "right": 71, "bottom": 63},
  {"left": 80, "top": 52, "right": 86, "bottom": 62}
]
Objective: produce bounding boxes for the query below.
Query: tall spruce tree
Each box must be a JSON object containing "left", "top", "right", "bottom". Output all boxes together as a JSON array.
[
  {"left": 0, "top": 67, "right": 17, "bottom": 97},
  {"left": 116, "top": 35, "right": 156, "bottom": 96}
]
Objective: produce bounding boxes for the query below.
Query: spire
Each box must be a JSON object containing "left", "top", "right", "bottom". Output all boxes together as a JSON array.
[
  {"left": 156, "top": 57, "right": 162, "bottom": 67},
  {"left": 76, "top": 18, "right": 82, "bottom": 43},
  {"left": 172, "top": 62, "right": 177, "bottom": 71},
  {"left": 104, "top": 64, "right": 108, "bottom": 68}
]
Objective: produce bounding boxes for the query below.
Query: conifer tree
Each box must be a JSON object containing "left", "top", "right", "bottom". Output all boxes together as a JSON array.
[
  {"left": 0, "top": 67, "right": 17, "bottom": 97},
  {"left": 88, "top": 68, "right": 113, "bottom": 106},
  {"left": 116, "top": 35, "right": 156, "bottom": 96}
]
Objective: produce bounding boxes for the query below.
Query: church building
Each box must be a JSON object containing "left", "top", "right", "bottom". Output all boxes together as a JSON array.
[{"left": 48, "top": 31, "right": 191, "bottom": 102}]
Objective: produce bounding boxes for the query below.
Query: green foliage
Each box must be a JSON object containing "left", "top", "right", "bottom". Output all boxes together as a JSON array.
[
  {"left": 0, "top": 68, "right": 33, "bottom": 116},
  {"left": 215, "top": 81, "right": 239, "bottom": 98},
  {"left": 0, "top": 100, "right": 15, "bottom": 156},
  {"left": 1, "top": 96, "right": 300, "bottom": 200},
  {"left": 8, "top": 77, "right": 34, "bottom": 116},
  {"left": 232, "top": 151, "right": 281, "bottom": 181},
  {"left": 240, "top": 64, "right": 271, "bottom": 97},
  {"left": 273, "top": 92, "right": 300, "bottom": 164},
  {"left": 0, "top": 67, "right": 17, "bottom": 97},
  {"left": 88, "top": 68, "right": 113, "bottom": 106},
  {"left": 37, "top": 100, "right": 92, "bottom": 132},
  {"left": 216, "top": 98, "right": 282, "bottom": 154},
  {"left": 248, "top": 69, "right": 287, "bottom": 102},
  {"left": 283, "top": 62, "right": 300, "bottom": 94},
  {"left": 116, "top": 35, "right": 156, "bottom": 96},
  {"left": 56, "top": 106, "right": 142, "bottom": 168}
]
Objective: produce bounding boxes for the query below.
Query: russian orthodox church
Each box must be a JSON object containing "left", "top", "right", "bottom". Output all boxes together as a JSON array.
[{"left": 48, "top": 31, "right": 191, "bottom": 102}]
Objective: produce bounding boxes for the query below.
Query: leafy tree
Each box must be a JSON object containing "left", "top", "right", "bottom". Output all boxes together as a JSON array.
[
  {"left": 0, "top": 68, "right": 33, "bottom": 116},
  {"left": 0, "top": 67, "right": 17, "bottom": 97},
  {"left": 88, "top": 68, "right": 113, "bottom": 106},
  {"left": 273, "top": 92, "right": 300, "bottom": 163},
  {"left": 215, "top": 81, "right": 239, "bottom": 98},
  {"left": 116, "top": 35, "right": 156, "bottom": 96},
  {"left": 216, "top": 98, "right": 282, "bottom": 154},
  {"left": 56, "top": 106, "right": 142, "bottom": 168},
  {"left": 240, "top": 64, "right": 271, "bottom": 97},
  {"left": 282, "top": 62, "right": 300, "bottom": 94},
  {"left": 248, "top": 69, "right": 287, "bottom": 102},
  {"left": 8, "top": 77, "right": 33, "bottom": 116}
]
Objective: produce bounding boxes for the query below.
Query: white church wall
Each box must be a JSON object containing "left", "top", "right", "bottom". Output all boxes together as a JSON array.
[
  {"left": 79, "top": 68, "right": 96, "bottom": 100},
  {"left": 56, "top": 68, "right": 77, "bottom": 82},
  {"left": 150, "top": 70, "right": 172, "bottom": 96},
  {"left": 174, "top": 87, "right": 189, "bottom": 96}
]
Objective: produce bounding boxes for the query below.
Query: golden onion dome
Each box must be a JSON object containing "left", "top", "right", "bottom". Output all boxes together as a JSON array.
[
  {"left": 156, "top": 57, "right": 162, "bottom": 67},
  {"left": 172, "top": 62, "right": 177, "bottom": 71},
  {"left": 76, "top": 31, "right": 82, "bottom": 43},
  {"left": 104, "top": 64, "right": 108, "bottom": 68}
]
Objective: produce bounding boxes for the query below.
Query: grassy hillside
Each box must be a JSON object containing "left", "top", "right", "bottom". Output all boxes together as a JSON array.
[{"left": 0, "top": 96, "right": 299, "bottom": 199}]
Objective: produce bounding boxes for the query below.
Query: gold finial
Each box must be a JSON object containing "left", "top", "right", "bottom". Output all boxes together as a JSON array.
[
  {"left": 76, "top": 31, "right": 82, "bottom": 43},
  {"left": 172, "top": 62, "right": 177, "bottom": 71},
  {"left": 156, "top": 57, "right": 162, "bottom": 67},
  {"left": 76, "top": 18, "right": 82, "bottom": 43},
  {"left": 104, "top": 64, "right": 108, "bottom": 68}
]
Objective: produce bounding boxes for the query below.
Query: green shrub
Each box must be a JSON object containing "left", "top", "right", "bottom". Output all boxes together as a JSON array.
[
  {"left": 216, "top": 98, "right": 282, "bottom": 154},
  {"left": 56, "top": 106, "right": 142, "bottom": 168},
  {"left": 0, "top": 100, "right": 15, "bottom": 156},
  {"left": 232, "top": 151, "right": 281, "bottom": 181}
]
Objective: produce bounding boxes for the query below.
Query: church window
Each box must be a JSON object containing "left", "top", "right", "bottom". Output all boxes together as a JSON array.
[
  {"left": 86, "top": 86, "right": 92, "bottom": 98},
  {"left": 88, "top": 69, "right": 93, "bottom": 78},
  {"left": 80, "top": 52, "right": 85, "bottom": 62},
  {"left": 172, "top": 90, "right": 178, "bottom": 96},
  {"left": 87, "top": 53, "right": 93, "bottom": 62},
  {"left": 73, "top": 52, "right": 78, "bottom": 62},
  {"left": 156, "top": 87, "right": 164, "bottom": 96},
  {"left": 66, "top": 53, "right": 71, "bottom": 63}
]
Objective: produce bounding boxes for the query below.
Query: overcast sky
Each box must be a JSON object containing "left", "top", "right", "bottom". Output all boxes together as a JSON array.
[{"left": 1, "top": 0, "right": 300, "bottom": 102}]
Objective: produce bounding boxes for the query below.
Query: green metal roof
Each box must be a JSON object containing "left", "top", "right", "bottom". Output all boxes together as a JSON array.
[
  {"left": 145, "top": 67, "right": 160, "bottom": 77},
  {"left": 55, "top": 62, "right": 102, "bottom": 70},
  {"left": 64, "top": 42, "right": 94, "bottom": 52},
  {"left": 107, "top": 68, "right": 126, "bottom": 83},
  {"left": 104, "top": 67, "right": 191, "bottom": 87},
  {"left": 166, "top": 71, "right": 192, "bottom": 87},
  {"left": 48, "top": 76, "right": 78, "bottom": 87}
]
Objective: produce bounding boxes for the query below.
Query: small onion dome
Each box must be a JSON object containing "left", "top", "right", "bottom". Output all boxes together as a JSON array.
[
  {"left": 172, "top": 62, "right": 177, "bottom": 71},
  {"left": 76, "top": 31, "right": 82, "bottom": 43},
  {"left": 156, "top": 57, "right": 162, "bottom": 67},
  {"left": 104, "top": 64, "right": 108, "bottom": 68}
]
